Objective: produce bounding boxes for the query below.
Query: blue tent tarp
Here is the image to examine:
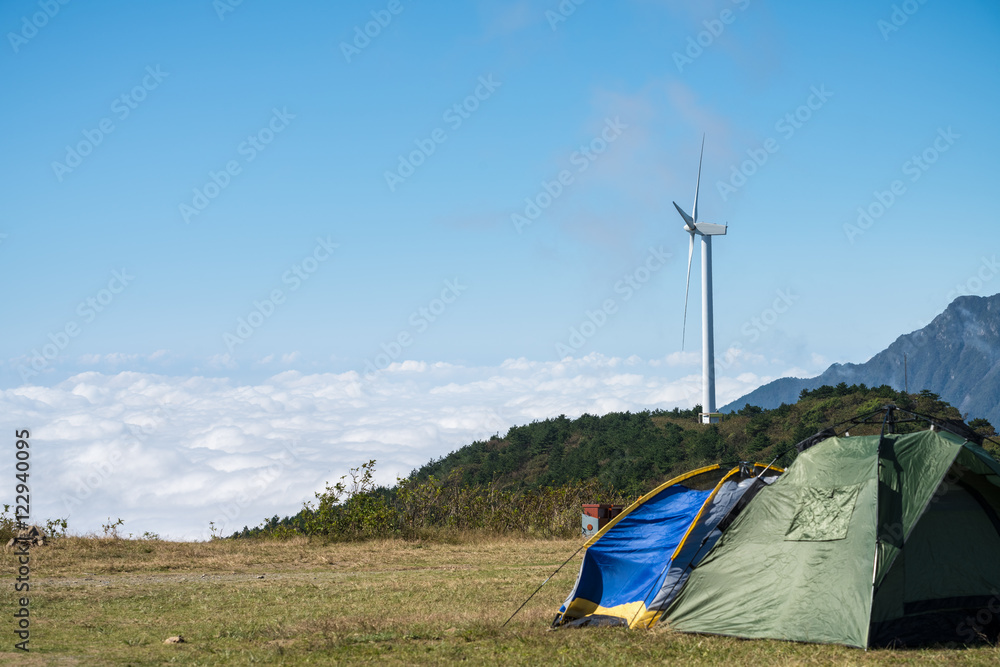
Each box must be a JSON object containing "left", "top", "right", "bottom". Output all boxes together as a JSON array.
[{"left": 554, "top": 463, "right": 782, "bottom": 628}]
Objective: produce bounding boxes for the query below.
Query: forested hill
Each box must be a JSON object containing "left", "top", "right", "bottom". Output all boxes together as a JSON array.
[
  {"left": 407, "top": 385, "right": 998, "bottom": 495},
  {"left": 237, "top": 385, "right": 1000, "bottom": 539}
]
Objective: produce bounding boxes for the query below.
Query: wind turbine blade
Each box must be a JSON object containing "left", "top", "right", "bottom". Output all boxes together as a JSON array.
[
  {"left": 692, "top": 135, "right": 705, "bottom": 223},
  {"left": 682, "top": 233, "right": 694, "bottom": 350},
  {"left": 673, "top": 201, "right": 694, "bottom": 230}
]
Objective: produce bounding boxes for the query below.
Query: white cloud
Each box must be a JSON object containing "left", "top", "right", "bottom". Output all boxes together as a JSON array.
[
  {"left": 654, "top": 350, "right": 700, "bottom": 367},
  {"left": 0, "top": 354, "right": 777, "bottom": 540}
]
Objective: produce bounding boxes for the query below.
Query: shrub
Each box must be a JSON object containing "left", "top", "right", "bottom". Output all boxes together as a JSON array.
[
  {"left": 303, "top": 460, "right": 398, "bottom": 539},
  {"left": 235, "top": 461, "right": 633, "bottom": 541}
]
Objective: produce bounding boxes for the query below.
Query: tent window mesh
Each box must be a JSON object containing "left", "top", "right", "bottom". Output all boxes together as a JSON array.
[{"left": 785, "top": 484, "right": 861, "bottom": 541}]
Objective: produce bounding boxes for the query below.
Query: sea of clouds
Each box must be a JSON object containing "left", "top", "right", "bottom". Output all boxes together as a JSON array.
[{"left": 0, "top": 353, "right": 799, "bottom": 540}]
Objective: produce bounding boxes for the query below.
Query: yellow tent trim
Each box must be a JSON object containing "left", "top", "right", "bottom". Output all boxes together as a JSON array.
[
  {"left": 669, "top": 462, "right": 783, "bottom": 565},
  {"left": 632, "top": 609, "right": 664, "bottom": 629},
  {"left": 752, "top": 462, "right": 785, "bottom": 475},
  {"left": 669, "top": 466, "right": 740, "bottom": 562},
  {"left": 561, "top": 597, "right": 648, "bottom": 624},
  {"left": 582, "top": 464, "right": 722, "bottom": 548}
]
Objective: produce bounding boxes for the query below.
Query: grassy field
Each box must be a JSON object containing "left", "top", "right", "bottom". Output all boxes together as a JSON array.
[{"left": 0, "top": 536, "right": 997, "bottom": 665}]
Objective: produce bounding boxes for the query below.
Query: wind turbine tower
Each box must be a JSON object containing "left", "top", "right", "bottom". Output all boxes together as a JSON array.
[{"left": 674, "top": 137, "right": 727, "bottom": 424}]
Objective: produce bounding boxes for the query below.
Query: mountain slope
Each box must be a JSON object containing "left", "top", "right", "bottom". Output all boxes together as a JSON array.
[{"left": 723, "top": 294, "right": 1000, "bottom": 424}]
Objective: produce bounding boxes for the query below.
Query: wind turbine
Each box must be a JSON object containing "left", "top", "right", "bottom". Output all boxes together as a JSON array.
[{"left": 674, "top": 137, "right": 727, "bottom": 424}]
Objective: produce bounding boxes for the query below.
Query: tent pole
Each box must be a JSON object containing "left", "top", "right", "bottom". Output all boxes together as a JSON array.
[
  {"left": 507, "top": 542, "right": 588, "bottom": 628},
  {"left": 867, "top": 405, "right": 894, "bottom": 649}
]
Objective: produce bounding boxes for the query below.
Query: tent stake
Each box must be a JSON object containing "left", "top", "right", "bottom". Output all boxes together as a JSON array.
[{"left": 503, "top": 542, "right": 588, "bottom": 628}]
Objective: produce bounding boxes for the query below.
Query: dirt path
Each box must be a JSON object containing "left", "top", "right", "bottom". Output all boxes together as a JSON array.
[{"left": 35, "top": 564, "right": 477, "bottom": 588}]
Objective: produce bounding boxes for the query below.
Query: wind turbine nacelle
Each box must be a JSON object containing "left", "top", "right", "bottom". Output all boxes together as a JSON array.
[{"left": 694, "top": 222, "right": 727, "bottom": 236}]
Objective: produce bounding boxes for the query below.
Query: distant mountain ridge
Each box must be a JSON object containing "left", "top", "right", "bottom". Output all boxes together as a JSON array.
[{"left": 722, "top": 294, "right": 1000, "bottom": 425}]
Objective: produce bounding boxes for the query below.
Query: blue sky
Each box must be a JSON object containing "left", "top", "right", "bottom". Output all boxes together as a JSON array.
[{"left": 1, "top": 0, "right": 998, "bottom": 537}]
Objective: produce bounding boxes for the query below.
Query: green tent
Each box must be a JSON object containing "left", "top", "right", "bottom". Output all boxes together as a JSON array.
[{"left": 665, "top": 421, "right": 1000, "bottom": 647}]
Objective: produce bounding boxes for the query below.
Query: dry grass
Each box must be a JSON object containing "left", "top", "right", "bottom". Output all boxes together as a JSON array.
[{"left": 0, "top": 536, "right": 995, "bottom": 665}]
